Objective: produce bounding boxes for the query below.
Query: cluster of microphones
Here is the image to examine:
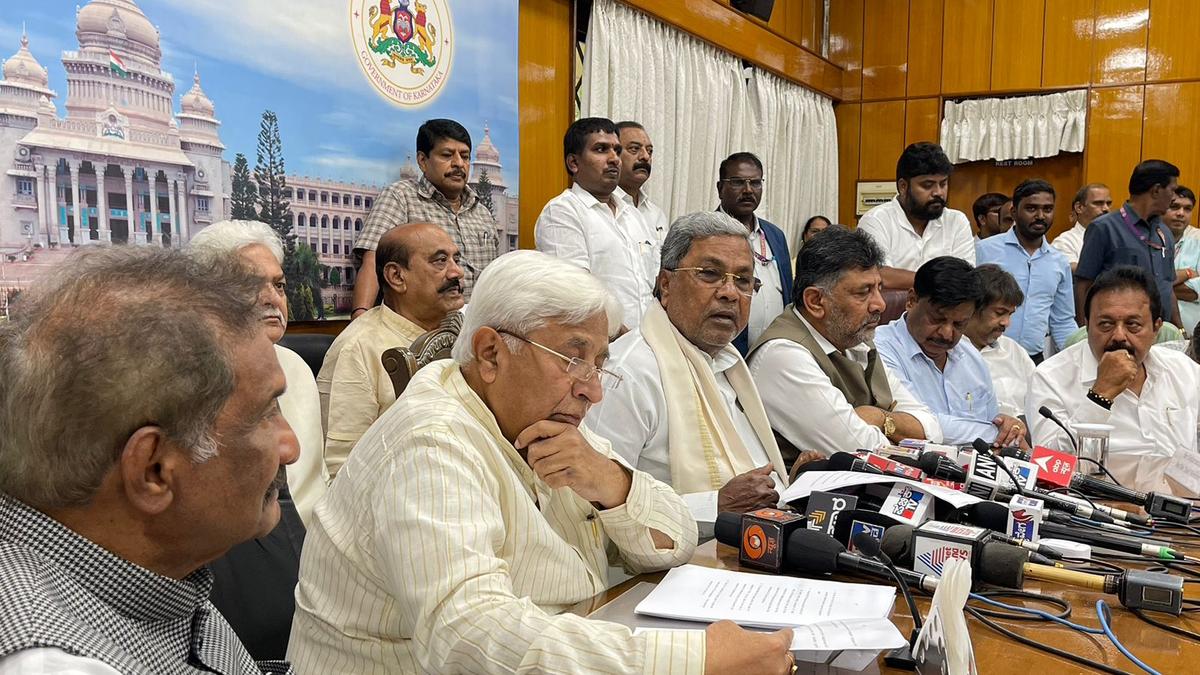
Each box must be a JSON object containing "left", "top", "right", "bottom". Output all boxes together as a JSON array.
[{"left": 715, "top": 407, "right": 1196, "bottom": 666}]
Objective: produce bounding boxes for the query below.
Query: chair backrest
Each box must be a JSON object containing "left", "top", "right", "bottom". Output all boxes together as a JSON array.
[
  {"left": 277, "top": 333, "right": 337, "bottom": 379},
  {"left": 383, "top": 311, "right": 464, "bottom": 397},
  {"left": 880, "top": 289, "right": 909, "bottom": 325}
]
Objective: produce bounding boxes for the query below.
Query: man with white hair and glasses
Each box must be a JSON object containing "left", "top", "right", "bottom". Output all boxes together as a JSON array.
[
  {"left": 288, "top": 250, "right": 794, "bottom": 674},
  {"left": 588, "top": 212, "right": 791, "bottom": 528}
]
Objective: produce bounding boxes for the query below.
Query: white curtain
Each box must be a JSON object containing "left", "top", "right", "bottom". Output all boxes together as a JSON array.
[
  {"left": 581, "top": 0, "right": 838, "bottom": 248},
  {"left": 940, "top": 90, "right": 1087, "bottom": 164}
]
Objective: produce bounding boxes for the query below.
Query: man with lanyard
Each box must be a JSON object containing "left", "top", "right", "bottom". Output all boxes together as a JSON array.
[{"left": 1075, "top": 160, "right": 1182, "bottom": 328}]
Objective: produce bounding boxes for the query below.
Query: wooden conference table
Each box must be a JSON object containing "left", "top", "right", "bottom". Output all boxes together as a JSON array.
[{"left": 568, "top": 535, "right": 1200, "bottom": 674}]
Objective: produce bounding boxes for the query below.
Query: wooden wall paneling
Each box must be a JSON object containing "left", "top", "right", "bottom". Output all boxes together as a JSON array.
[
  {"left": 1146, "top": 0, "right": 1200, "bottom": 82},
  {"left": 862, "top": 0, "right": 910, "bottom": 100},
  {"left": 518, "top": 0, "right": 573, "bottom": 248},
  {"left": 859, "top": 101, "right": 908, "bottom": 180},
  {"left": 799, "top": 0, "right": 824, "bottom": 52},
  {"left": 829, "top": 0, "right": 865, "bottom": 101},
  {"left": 1143, "top": 83, "right": 1200, "bottom": 190},
  {"left": 1042, "top": 0, "right": 1095, "bottom": 87},
  {"left": 905, "top": 97, "right": 941, "bottom": 146},
  {"left": 835, "top": 104, "right": 863, "bottom": 225},
  {"left": 990, "top": 0, "right": 1045, "bottom": 91},
  {"left": 948, "top": 154, "right": 1083, "bottom": 240},
  {"left": 1092, "top": 0, "right": 1149, "bottom": 85},
  {"left": 941, "top": 0, "right": 994, "bottom": 94},
  {"left": 1084, "top": 85, "right": 1145, "bottom": 198},
  {"left": 907, "top": 0, "right": 944, "bottom": 97}
]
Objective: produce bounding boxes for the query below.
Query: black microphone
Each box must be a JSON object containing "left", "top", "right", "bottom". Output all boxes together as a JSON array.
[
  {"left": 1038, "top": 406, "right": 1078, "bottom": 451},
  {"left": 891, "top": 452, "right": 968, "bottom": 482},
  {"left": 880, "top": 525, "right": 1030, "bottom": 589},
  {"left": 785, "top": 528, "right": 940, "bottom": 593},
  {"left": 853, "top": 531, "right": 921, "bottom": 670},
  {"left": 970, "top": 439, "right": 1116, "bottom": 525},
  {"left": 965, "top": 501, "right": 1183, "bottom": 561}
]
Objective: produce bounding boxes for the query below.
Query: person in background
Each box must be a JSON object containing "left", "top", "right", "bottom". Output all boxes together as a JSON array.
[
  {"left": 801, "top": 215, "right": 832, "bottom": 245},
  {"left": 1166, "top": 187, "right": 1200, "bottom": 334},
  {"left": 614, "top": 121, "right": 669, "bottom": 243},
  {"left": 1053, "top": 183, "right": 1112, "bottom": 272},
  {"left": 857, "top": 142, "right": 976, "bottom": 290},
  {"left": 715, "top": 152, "right": 793, "bottom": 353},
  {"left": 971, "top": 192, "right": 1013, "bottom": 240},
  {"left": 963, "top": 265, "right": 1036, "bottom": 419}
]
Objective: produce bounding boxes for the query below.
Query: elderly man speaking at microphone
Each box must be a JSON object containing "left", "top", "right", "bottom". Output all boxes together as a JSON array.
[{"left": 288, "top": 250, "right": 794, "bottom": 674}]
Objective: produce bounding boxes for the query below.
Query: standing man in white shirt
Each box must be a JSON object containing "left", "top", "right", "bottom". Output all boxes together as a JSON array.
[
  {"left": 749, "top": 227, "right": 942, "bottom": 463},
  {"left": 1029, "top": 266, "right": 1200, "bottom": 494},
  {"left": 1052, "top": 183, "right": 1112, "bottom": 271},
  {"left": 715, "top": 152, "right": 793, "bottom": 354},
  {"left": 964, "top": 265, "right": 1037, "bottom": 419},
  {"left": 615, "top": 121, "right": 668, "bottom": 243},
  {"left": 535, "top": 117, "right": 660, "bottom": 330},
  {"left": 857, "top": 142, "right": 976, "bottom": 290}
]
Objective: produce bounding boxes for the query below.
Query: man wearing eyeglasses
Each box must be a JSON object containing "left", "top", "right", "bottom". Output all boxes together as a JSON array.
[
  {"left": 716, "top": 151, "right": 793, "bottom": 354},
  {"left": 290, "top": 249, "right": 795, "bottom": 674},
  {"left": 589, "top": 212, "right": 791, "bottom": 529}
]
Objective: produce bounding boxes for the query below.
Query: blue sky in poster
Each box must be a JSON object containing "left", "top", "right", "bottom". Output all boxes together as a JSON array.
[{"left": 0, "top": 0, "right": 519, "bottom": 191}]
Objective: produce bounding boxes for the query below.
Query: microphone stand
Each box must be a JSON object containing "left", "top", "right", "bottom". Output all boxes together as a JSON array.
[{"left": 854, "top": 532, "right": 920, "bottom": 670}]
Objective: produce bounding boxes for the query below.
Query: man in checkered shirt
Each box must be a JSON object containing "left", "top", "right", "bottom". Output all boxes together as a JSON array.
[
  {"left": 0, "top": 247, "right": 299, "bottom": 674},
  {"left": 350, "top": 118, "right": 499, "bottom": 316}
]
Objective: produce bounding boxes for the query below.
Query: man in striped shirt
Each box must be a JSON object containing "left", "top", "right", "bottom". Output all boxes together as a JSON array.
[{"left": 289, "top": 250, "right": 794, "bottom": 674}]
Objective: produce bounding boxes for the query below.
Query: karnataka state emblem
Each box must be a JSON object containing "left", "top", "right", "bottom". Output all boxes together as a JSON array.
[{"left": 350, "top": 0, "right": 454, "bottom": 107}]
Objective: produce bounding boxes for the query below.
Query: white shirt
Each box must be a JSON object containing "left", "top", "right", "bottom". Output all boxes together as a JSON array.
[
  {"left": 275, "top": 344, "right": 328, "bottom": 527},
  {"left": 1051, "top": 222, "right": 1087, "bottom": 264},
  {"left": 586, "top": 328, "right": 772, "bottom": 519},
  {"left": 0, "top": 648, "right": 120, "bottom": 674},
  {"left": 747, "top": 220, "right": 786, "bottom": 345},
  {"left": 978, "top": 335, "right": 1036, "bottom": 418},
  {"left": 748, "top": 311, "right": 942, "bottom": 454},
  {"left": 288, "top": 360, "right": 702, "bottom": 674},
  {"left": 857, "top": 197, "right": 976, "bottom": 271},
  {"left": 1029, "top": 342, "right": 1200, "bottom": 494},
  {"left": 535, "top": 183, "right": 660, "bottom": 330},
  {"left": 616, "top": 186, "right": 669, "bottom": 243}
]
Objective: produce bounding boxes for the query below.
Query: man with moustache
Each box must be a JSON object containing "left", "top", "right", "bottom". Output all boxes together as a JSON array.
[
  {"left": 875, "top": 257, "right": 1028, "bottom": 448},
  {"left": 971, "top": 192, "right": 1014, "bottom": 240},
  {"left": 1030, "top": 266, "right": 1200, "bottom": 494},
  {"left": 536, "top": 117, "right": 661, "bottom": 330},
  {"left": 977, "top": 180, "right": 1078, "bottom": 362},
  {"left": 351, "top": 118, "right": 497, "bottom": 313},
  {"left": 858, "top": 142, "right": 976, "bottom": 290},
  {"left": 715, "top": 152, "right": 792, "bottom": 353},
  {"left": 1053, "top": 183, "right": 1112, "bottom": 271},
  {"left": 318, "top": 222, "right": 465, "bottom": 476},
  {"left": 1076, "top": 160, "right": 1183, "bottom": 327},
  {"left": 615, "top": 121, "right": 668, "bottom": 242},
  {"left": 1166, "top": 187, "right": 1200, "bottom": 332},
  {"left": 749, "top": 227, "right": 942, "bottom": 462},
  {"left": 963, "top": 265, "right": 1037, "bottom": 418},
  {"left": 0, "top": 247, "right": 300, "bottom": 673},
  {"left": 589, "top": 212, "right": 791, "bottom": 527}
]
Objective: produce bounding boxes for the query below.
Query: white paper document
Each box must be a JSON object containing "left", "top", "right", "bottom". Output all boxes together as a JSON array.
[
  {"left": 635, "top": 617, "right": 905, "bottom": 652},
  {"left": 780, "top": 470, "right": 983, "bottom": 509}
]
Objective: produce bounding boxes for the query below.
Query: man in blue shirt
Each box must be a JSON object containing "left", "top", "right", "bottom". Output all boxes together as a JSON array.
[
  {"left": 977, "top": 179, "right": 1078, "bottom": 362},
  {"left": 1075, "top": 160, "right": 1183, "bottom": 327},
  {"left": 875, "top": 257, "right": 1028, "bottom": 448}
]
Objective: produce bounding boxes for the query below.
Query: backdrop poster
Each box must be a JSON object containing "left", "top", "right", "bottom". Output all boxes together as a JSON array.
[{"left": 0, "top": 0, "right": 519, "bottom": 318}]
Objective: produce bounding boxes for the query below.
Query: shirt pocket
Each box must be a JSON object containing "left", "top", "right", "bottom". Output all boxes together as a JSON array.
[{"left": 1115, "top": 246, "right": 1144, "bottom": 267}]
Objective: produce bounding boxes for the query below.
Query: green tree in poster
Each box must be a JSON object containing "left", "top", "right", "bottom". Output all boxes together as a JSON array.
[
  {"left": 476, "top": 168, "right": 496, "bottom": 216},
  {"left": 288, "top": 242, "right": 324, "bottom": 320},
  {"left": 329, "top": 267, "right": 342, "bottom": 287},
  {"left": 252, "top": 110, "right": 310, "bottom": 317},
  {"left": 230, "top": 153, "right": 257, "bottom": 220}
]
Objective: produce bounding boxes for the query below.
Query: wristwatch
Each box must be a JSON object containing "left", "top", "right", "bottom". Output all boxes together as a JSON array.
[{"left": 882, "top": 412, "right": 897, "bottom": 438}]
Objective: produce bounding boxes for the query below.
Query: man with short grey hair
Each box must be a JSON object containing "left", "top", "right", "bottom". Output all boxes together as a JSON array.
[
  {"left": 589, "top": 211, "right": 791, "bottom": 526},
  {"left": 0, "top": 247, "right": 300, "bottom": 674}
]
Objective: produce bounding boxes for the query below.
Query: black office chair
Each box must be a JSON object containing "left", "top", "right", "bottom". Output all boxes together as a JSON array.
[{"left": 278, "top": 333, "right": 337, "bottom": 379}]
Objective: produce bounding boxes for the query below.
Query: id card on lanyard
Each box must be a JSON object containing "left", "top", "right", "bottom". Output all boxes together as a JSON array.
[{"left": 1119, "top": 205, "right": 1167, "bottom": 258}]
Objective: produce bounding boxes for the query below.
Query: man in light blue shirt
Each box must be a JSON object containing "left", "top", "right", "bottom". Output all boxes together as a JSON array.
[
  {"left": 976, "top": 179, "right": 1078, "bottom": 362},
  {"left": 875, "top": 256, "right": 1029, "bottom": 448}
]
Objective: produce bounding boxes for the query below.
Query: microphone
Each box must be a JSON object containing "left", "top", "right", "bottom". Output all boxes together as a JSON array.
[
  {"left": 881, "top": 525, "right": 1028, "bottom": 588},
  {"left": 891, "top": 452, "right": 968, "bottom": 483},
  {"left": 829, "top": 451, "right": 924, "bottom": 481},
  {"left": 853, "top": 531, "right": 921, "bottom": 670},
  {"left": 1038, "top": 406, "right": 1079, "bottom": 451},
  {"left": 970, "top": 439, "right": 1116, "bottom": 525}
]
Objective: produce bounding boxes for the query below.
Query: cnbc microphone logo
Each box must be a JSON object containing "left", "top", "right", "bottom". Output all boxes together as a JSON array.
[{"left": 891, "top": 486, "right": 925, "bottom": 519}]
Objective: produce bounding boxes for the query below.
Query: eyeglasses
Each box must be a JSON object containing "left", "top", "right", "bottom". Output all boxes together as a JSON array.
[
  {"left": 499, "top": 331, "right": 623, "bottom": 390},
  {"left": 719, "top": 178, "right": 765, "bottom": 190},
  {"left": 669, "top": 267, "right": 761, "bottom": 297}
]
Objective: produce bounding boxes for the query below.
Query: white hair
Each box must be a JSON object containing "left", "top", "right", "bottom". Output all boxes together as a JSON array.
[
  {"left": 188, "top": 220, "right": 284, "bottom": 264},
  {"left": 451, "top": 250, "right": 623, "bottom": 364}
]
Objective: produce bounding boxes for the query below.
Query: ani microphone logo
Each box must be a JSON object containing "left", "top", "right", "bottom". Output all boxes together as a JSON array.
[
  {"left": 351, "top": 0, "right": 455, "bottom": 107},
  {"left": 890, "top": 486, "right": 925, "bottom": 519},
  {"left": 916, "top": 545, "right": 971, "bottom": 576}
]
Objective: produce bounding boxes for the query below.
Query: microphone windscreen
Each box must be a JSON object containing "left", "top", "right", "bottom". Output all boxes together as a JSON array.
[
  {"left": 852, "top": 531, "right": 883, "bottom": 558},
  {"left": 792, "top": 459, "right": 830, "bottom": 475},
  {"left": 784, "top": 529, "right": 844, "bottom": 574},
  {"left": 714, "top": 512, "right": 742, "bottom": 548},
  {"left": 1038, "top": 406, "right": 1055, "bottom": 420},
  {"left": 881, "top": 524, "right": 916, "bottom": 566},
  {"left": 971, "top": 438, "right": 992, "bottom": 455},
  {"left": 832, "top": 509, "right": 896, "bottom": 546},
  {"left": 962, "top": 501, "right": 1010, "bottom": 531},
  {"left": 978, "top": 541, "right": 1028, "bottom": 588},
  {"left": 827, "top": 452, "right": 861, "bottom": 471}
]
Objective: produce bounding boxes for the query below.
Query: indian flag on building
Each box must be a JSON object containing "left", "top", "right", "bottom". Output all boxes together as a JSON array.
[{"left": 109, "top": 49, "right": 128, "bottom": 78}]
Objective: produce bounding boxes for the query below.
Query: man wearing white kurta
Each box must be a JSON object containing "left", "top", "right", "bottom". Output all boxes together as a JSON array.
[
  {"left": 1029, "top": 266, "right": 1200, "bottom": 494},
  {"left": 749, "top": 227, "right": 941, "bottom": 461},
  {"left": 615, "top": 120, "right": 669, "bottom": 243},
  {"left": 1052, "top": 183, "right": 1112, "bottom": 270},
  {"left": 857, "top": 142, "right": 975, "bottom": 291},
  {"left": 289, "top": 250, "right": 795, "bottom": 675},
  {"left": 536, "top": 117, "right": 659, "bottom": 330},
  {"left": 589, "top": 212, "right": 790, "bottom": 525},
  {"left": 964, "top": 265, "right": 1038, "bottom": 418}
]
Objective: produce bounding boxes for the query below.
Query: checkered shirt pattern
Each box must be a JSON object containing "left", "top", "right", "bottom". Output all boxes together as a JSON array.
[
  {"left": 0, "top": 494, "right": 292, "bottom": 674},
  {"left": 353, "top": 175, "right": 499, "bottom": 299}
]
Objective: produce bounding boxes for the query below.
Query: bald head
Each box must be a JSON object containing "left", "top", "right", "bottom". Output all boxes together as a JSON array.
[{"left": 376, "top": 223, "right": 466, "bottom": 329}]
